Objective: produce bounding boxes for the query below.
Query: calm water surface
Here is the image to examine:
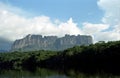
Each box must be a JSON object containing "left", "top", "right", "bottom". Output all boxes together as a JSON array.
[{"left": 0, "top": 68, "right": 120, "bottom": 78}]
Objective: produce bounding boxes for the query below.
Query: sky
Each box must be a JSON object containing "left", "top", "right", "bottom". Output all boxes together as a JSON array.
[{"left": 0, "top": 0, "right": 120, "bottom": 44}]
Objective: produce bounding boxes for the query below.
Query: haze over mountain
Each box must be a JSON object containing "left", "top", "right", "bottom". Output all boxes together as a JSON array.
[{"left": 0, "top": 37, "right": 13, "bottom": 52}]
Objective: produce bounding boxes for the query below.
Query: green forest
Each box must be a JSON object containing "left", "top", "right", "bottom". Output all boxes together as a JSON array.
[{"left": 0, "top": 40, "right": 120, "bottom": 73}]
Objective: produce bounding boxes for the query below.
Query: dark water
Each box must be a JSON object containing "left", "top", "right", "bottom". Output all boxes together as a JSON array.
[{"left": 0, "top": 68, "right": 120, "bottom": 78}]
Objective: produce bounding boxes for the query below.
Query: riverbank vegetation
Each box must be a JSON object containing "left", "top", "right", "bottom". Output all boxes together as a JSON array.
[{"left": 0, "top": 40, "right": 120, "bottom": 73}]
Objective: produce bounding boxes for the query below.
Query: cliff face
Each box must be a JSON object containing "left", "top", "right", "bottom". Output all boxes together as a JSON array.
[{"left": 11, "top": 34, "right": 93, "bottom": 51}]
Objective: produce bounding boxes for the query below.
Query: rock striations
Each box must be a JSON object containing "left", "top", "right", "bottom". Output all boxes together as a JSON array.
[{"left": 11, "top": 34, "right": 93, "bottom": 51}]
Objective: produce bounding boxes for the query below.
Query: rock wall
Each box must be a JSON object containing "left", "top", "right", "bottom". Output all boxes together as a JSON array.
[{"left": 11, "top": 34, "right": 93, "bottom": 51}]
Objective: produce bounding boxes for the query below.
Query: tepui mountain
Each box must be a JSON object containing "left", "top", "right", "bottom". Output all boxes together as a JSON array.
[{"left": 11, "top": 34, "right": 93, "bottom": 51}]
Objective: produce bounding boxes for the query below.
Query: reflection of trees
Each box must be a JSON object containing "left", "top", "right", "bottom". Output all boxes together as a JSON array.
[{"left": 0, "top": 68, "right": 62, "bottom": 77}]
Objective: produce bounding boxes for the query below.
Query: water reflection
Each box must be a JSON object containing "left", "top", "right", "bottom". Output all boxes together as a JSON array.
[
  {"left": 0, "top": 68, "right": 120, "bottom": 78},
  {"left": 0, "top": 68, "right": 67, "bottom": 78}
]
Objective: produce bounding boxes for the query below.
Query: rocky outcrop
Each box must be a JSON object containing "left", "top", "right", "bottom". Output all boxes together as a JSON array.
[{"left": 11, "top": 34, "right": 93, "bottom": 51}]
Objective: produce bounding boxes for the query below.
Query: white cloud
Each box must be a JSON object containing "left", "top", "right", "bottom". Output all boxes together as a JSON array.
[
  {"left": 0, "top": 0, "right": 120, "bottom": 43},
  {"left": 82, "top": 22, "right": 120, "bottom": 42},
  {"left": 97, "top": 0, "right": 120, "bottom": 41},
  {"left": 97, "top": 0, "right": 120, "bottom": 25},
  {"left": 58, "top": 18, "right": 83, "bottom": 36},
  {"left": 82, "top": 22, "right": 109, "bottom": 34},
  {"left": 82, "top": 0, "right": 120, "bottom": 42},
  {"left": 95, "top": 31, "right": 120, "bottom": 41},
  {"left": 0, "top": 2, "right": 83, "bottom": 41}
]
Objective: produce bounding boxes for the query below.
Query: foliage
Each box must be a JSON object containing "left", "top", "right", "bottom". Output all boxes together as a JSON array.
[{"left": 0, "top": 40, "right": 120, "bottom": 73}]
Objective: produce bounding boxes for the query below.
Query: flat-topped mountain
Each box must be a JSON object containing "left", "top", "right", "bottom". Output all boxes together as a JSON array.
[{"left": 11, "top": 34, "right": 93, "bottom": 51}]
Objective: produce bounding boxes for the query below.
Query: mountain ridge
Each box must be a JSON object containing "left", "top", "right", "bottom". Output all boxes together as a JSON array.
[{"left": 11, "top": 34, "right": 93, "bottom": 51}]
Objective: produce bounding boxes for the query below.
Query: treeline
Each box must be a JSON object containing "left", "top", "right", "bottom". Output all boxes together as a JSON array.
[
  {"left": 0, "top": 50, "right": 58, "bottom": 70},
  {"left": 0, "top": 41, "right": 120, "bottom": 73}
]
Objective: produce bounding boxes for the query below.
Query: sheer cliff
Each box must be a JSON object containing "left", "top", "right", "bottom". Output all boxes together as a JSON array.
[{"left": 11, "top": 34, "right": 93, "bottom": 51}]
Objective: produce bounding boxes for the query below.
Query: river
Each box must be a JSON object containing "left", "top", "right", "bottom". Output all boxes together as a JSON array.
[{"left": 0, "top": 68, "right": 120, "bottom": 78}]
